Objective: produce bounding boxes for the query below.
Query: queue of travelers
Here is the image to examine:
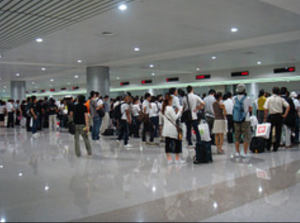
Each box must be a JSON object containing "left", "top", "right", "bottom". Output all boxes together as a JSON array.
[{"left": 1, "top": 84, "right": 300, "bottom": 165}]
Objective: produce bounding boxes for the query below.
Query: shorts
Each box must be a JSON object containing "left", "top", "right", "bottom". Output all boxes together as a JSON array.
[
  {"left": 234, "top": 121, "right": 251, "bottom": 143},
  {"left": 0, "top": 114, "right": 4, "bottom": 121}
]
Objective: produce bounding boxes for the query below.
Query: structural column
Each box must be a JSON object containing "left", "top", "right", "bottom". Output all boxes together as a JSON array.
[
  {"left": 87, "top": 66, "right": 110, "bottom": 97},
  {"left": 11, "top": 81, "right": 26, "bottom": 101}
]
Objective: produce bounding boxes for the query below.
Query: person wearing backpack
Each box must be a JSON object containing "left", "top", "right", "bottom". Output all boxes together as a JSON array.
[
  {"left": 233, "top": 84, "right": 252, "bottom": 158},
  {"left": 89, "top": 91, "right": 103, "bottom": 141}
]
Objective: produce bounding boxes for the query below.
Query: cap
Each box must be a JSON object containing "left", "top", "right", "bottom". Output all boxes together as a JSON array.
[
  {"left": 291, "top": 92, "right": 298, "bottom": 98},
  {"left": 236, "top": 84, "right": 246, "bottom": 93}
]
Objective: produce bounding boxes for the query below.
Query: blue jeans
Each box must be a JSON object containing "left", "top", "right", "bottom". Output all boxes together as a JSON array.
[
  {"left": 186, "top": 120, "right": 201, "bottom": 145},
  {"left": 32, "top": 117, "right": 39, "bottom": 134},
  {"left": 150, "top": 116, "right": 159, "bottom": 138},
  {"left": 118, "top": 120, "right": 129, "bottom": 145},
  {"left": 92, "top": 116, "right": 102, "bottom": 140}
]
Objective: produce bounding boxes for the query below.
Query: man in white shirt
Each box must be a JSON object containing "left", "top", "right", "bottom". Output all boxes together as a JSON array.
[
  {"left": 90, "top": 92, "right": 103, "bottom": 141},
  {"left": 117, "top": 95, "right": 132, "bottom": 148},
  {"left": 170, "top": 88, "right": 181, "bottom": 111},
  {"left": 204, "top": 90, "right": 216, "bottom": 144},
  {"left": 291, "top": 92, "right": 300, "bottom": 144},
  {"left": 6, "top": 100, "right": 15, "bottom": 128},
  {"left": 183, "top": 86, "right": 205, "bottom": 147},
  {"left": 142, "top": 93, "right": 155, "bottom": 144},
  {"left": 224, "top": 92, "right": 234, "bottom": 143},
  {"left": 233, "top": 84, "right": 253, "bottom": 158},
  {"left": 264, "top": 87, "right": 290, "bottom": 152}
]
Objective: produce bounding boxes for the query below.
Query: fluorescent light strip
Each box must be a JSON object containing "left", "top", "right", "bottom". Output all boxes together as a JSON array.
[{"left": 26, "top": 76, "right": 300, "bottom": 96}]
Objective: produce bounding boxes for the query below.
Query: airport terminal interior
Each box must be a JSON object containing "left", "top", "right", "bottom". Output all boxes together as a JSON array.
[{"left": 2, "top": 0, "right": 300, "bottom": 222}]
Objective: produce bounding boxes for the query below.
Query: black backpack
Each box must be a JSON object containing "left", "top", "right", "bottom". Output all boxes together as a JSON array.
[
  {"left": 114, "top": 103, "right": 125, "bottom": 120},
  {"left": 250, "top": 137, "right": 267, "bottom": 154}
]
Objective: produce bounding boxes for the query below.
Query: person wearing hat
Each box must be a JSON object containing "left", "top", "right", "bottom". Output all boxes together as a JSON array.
[
  {"left": 291, "top": 92, "right": 300, "bottom": 144},
  {"left": 233, "top": 84, "right": 252, "bottom": 158}
]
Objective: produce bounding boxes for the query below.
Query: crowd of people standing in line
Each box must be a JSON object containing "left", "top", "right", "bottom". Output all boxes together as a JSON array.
[{"left": 1, "top": 83, "right": 300, "bottom": 165}]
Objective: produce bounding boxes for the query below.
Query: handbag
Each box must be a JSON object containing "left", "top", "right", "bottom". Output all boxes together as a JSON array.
[
  {"left": 166, "top": 115, "right": 183, "bottom": 141},
  {"left": 256, "top": 123, "right": 271, "bottom": 139},
  {"left": 98, "top": 109, "right": 105, "bottom": 118},
  {"left": 138, "top": 111, "right": 149, "bottom": 123},
  {"left": 198, "top": 120, "right": 211, "bottom": 142},
  {"left": 68, "top": 121, "right": 76, "bottom": 135},
  {"left": 181, "top": 95, "right": 192, "bottom": 123}
]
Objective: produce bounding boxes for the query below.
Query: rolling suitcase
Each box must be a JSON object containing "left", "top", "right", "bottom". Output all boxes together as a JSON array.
[{"left": 194, "top": 141, "right": 213, "bottom": 164}]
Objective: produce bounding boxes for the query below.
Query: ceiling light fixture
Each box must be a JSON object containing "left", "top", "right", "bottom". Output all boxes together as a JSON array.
[
  {"left": 75, "top": 75, "right": 79, "bottom": 79},
  {"left": 16, "top": 73, "right": 20, "bottom": 77},
  {"left": 77, "top": 60, "right": 82, "bottom": 63},
  {"left": 150, "top": 64, "right": 154, "bottom": 68},
  {"left": 212, "top": 56, "right": 217, "bottom": 60},
  {"left": 152, "top": 73, "right": 155, "bottom": 76},
  {"left": 134, "top": 48, "right": 140, "bottom": 52},
  {"left": 42, "top": 68, "right": 46, "bottom": 71},
  {"left": 50, "top": 79, "right": 54, "bottom": 82},
  {"left": 231, "top": 28, "right": 238, "bottom": 33},
  {"left": 196, "top": 68, "right": 200, "bottom": 71},
  {"left": 257, "top": 61, "right": 262, "bottom": 65},
  {"left": 32, "top": 82, "right": 35, "bottom": 84},
  {"left": 117, "top": 77, "right": 120, "bottom": 80},
  {"left": 119, "top": 4, "right": 127, "bottom": 11},
  {"left": 36, "top": 38, "right": 43, "bottom": 43},
  {"left": 4, "top": 86, "right": 6, "bottom": 88}
]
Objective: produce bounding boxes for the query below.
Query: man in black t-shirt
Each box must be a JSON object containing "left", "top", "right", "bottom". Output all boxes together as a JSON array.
[
  {"left": 48, "top": 99, "right": 58, "bottom": 131},
  {"left": 31, "top": 96, "right": 40, "bottom": 138},
  {"left": 74, "top": 95, "right": 92, "bottom": 157}
]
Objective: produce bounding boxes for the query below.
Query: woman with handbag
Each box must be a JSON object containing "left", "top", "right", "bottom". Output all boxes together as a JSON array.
[{"left": 162, "top": 94, "right": 186, "bottom": 165}]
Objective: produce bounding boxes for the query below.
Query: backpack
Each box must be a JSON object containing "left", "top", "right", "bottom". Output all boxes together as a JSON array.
[
  {"left": 233, "top": 96, "right": 247, "bottom": 123},
  {"left": 250, "top": 137, "right": 267, "bottom": 154},
  {"left": 114, "top": 103, "right": 125, "bottom": 120}
]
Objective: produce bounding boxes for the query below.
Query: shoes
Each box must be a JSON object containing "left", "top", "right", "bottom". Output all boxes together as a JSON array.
[
  {"left": 32, "top": 133, "right": 40, "bottom": 139},
  {"left": 193, "top": 160, "right": 202, "bottom": 165},
  {"left": 188, "top": 145, "right": 195, "bottom": 149},
  {"left": 116, "top": 140, "right": 120, "bottom": 144},
  {"left": 175, "top": 159, "right": 187, "bottom": 165},
  {"left": 241, "top": 153, "right": 251, "bottom": 158},
  {"left": 235, "top": 153, "right": 240, "bottom": 158},
  {"left": 124, "top": 144, "right": 133, "bottom": 148},
  {"left": 217, "top": 150, "right": 225, "bottom": 154},
  {"left": 167, "top": 160, "right": 174, "bottom": 165},
  {"left": 148, "top": 142, "right": 157, "bottom": 146}
]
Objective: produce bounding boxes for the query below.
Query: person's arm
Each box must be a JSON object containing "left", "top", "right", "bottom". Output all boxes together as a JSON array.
[
  {"left": 283, "top": 106, "right": 291, "bottom": 119},
  {"left": 84, "top": 112, "right": 89, "bottom": 132},
  {"left": 126, "top": 109, "right": 131, "bottom": 124},
  {"left": 220, "top": 103, "right": 227, "bottom": 116},
  {"left": 31, "top": 107, "right": 37, "bottom": 120}
]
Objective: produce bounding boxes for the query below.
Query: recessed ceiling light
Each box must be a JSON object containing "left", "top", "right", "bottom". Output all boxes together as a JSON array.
[
  {"left": 257, "top": 61, "right": 262, "bottom": 65},
  {"left": 3, "top": 90, "right": 5, "bottom": 93},
  {"left": 36, "top": 38, "right": 43, "bottom": 43},
  {"left": 50, "top": 85, "right": 52, "bottom": 87},
  {"left": 119, "top": 4, "right": 127, "bottom": 11},
  {"left": 50, "top": 79, "right": 54, "bottom": 82},
  {"left": 77, "top": 60, "right": 82, "bottom": 63},
  {"left": 150, "top": 64, "right": 154, "bottom": 68},
  {"left": 19, "top": 173, "right": 23, "bottom": 177},
  {"left": 75, "top": 75, "right": 79, "bottom": 79},
  {"left": 117, "top": 77, "right": 120, "bottom": 80},
  {"left": 16, "top": 73, "right": 20, "bottom": 77},
  {"left": 231, "top": 28, "right": 238, "bottom": 33},
  {"left": 196, "top": 68, "right": 200, "bottom": 71},
  {"left": 67, "top": 82, "right": 71, "bottom": 85},
  {"left": 212, "top": 56, "right": 217, "bottom": 60},
  {"left": 32, "top": 82, "right": 35, "bottom": 84},
  {"left": 42, "top": 68, "right": 46, "bottom": 71},
  {"left": 134, "top": 48, "right": 140, "bottom": 52},
  {"left": 152, "top": 73, "right": 155, "bottom": 76},
  {"left": 4, "top": 86, "right": 6, "bottom": 88}
]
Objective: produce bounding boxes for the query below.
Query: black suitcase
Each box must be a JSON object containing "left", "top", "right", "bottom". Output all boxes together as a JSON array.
[
  {"left": 250, "top": 137, "right": 267, "bottom": 154},
  {"left": 102, "top": 129, "right": 115, "bottom": 136},
  {"left": 195, "top": 142, "right": 213, "bottom": 164}
]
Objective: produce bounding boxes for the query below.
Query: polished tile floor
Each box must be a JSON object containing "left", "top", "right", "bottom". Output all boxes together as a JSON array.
[{"left": 0, "top": 127, "right": 300, "bottom": 222}]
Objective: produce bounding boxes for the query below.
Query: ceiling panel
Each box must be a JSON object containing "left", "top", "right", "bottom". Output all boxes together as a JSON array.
[{"left": 0, "top": 0, "right": 134, "bottom": 52}]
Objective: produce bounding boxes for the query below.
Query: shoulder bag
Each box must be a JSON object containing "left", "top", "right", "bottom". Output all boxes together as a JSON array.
[{"left": 181, "top": 95, "right": 192, "bottom": 123}]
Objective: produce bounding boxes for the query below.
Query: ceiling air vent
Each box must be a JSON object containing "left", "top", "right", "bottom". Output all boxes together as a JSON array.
[{"left": 102, "top": 31, "right": 116, "bottom": 37}]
